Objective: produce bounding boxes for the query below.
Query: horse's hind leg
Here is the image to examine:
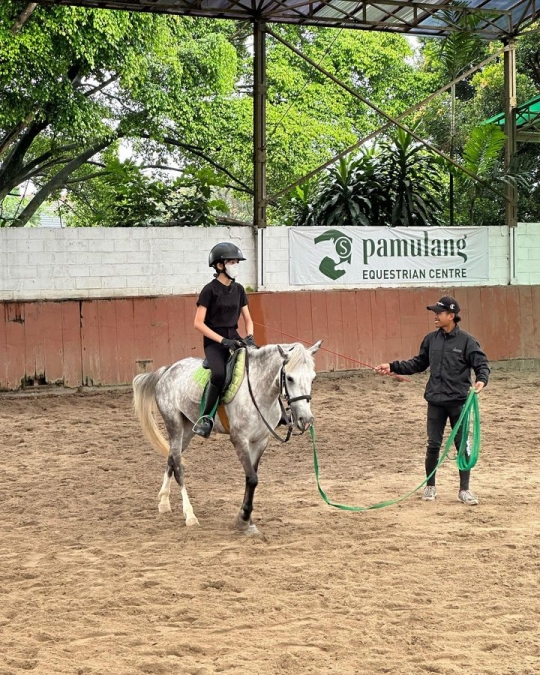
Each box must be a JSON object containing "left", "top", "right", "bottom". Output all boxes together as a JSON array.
[
  {"left": 158, "top": 465, "right": 174, "bottom": 514},
  {"left": 161, "top": 415, "right": 199, "bottom": 526}
]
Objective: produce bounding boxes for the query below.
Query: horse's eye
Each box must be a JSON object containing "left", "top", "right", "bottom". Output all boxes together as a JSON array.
[{"left": 287, "top": 376, "right": 294, "bottom": 383}]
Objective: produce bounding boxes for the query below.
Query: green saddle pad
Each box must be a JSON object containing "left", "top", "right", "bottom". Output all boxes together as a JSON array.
[{"left": 192, "top": 349, "right": 246, "bottom": 404}]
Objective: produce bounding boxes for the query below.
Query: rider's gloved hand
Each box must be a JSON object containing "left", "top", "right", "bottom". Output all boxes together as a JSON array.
[
  {"left": 242, "top": 334, "right": 258, "bottom": 348},
  {"left": 221, "top": 338, "right": 243, "bottom": 350}
]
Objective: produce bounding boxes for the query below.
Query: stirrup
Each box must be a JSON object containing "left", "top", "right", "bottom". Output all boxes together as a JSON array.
[{"left": 192, "top": 415, "right": 214, "bottom": 438}]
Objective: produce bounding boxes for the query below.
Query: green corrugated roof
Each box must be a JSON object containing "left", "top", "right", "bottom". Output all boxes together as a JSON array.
[{"left": 483, "top": 94, "right": 540, "bottom": 128}]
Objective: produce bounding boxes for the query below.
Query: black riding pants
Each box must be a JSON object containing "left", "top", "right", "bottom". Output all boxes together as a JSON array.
[
  {"left": 203, "top": 325, "right": 242, "bottom": 391},
  {"left": 426, "top": 402, "right": 470, "bottom": 491}
]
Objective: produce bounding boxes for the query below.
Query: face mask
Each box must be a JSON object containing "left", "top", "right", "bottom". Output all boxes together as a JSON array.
[{"left": 225, "top": 263, "right": 239, "bottom": 279}]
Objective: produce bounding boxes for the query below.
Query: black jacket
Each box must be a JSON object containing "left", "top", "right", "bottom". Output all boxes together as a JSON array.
[{"left": 390, "top": 325, "right": 490, "bottom": 405}]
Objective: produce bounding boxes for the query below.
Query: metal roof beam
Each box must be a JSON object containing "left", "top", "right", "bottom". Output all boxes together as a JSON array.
[
  {"left": 517, "top": 131, "right": 540, "bottom": 142},
  {"left": 267, "top": 46, "right": 508, "bottom": 202},
  {"left": 357, "top": 0, "right": 511, "bottom": 17},
  {"left": 266, "top": 26, "right": 510, "bottom": 204}
]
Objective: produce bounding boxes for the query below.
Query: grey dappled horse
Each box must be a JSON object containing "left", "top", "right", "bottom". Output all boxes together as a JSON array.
[{"left": 133, "top": 341, "right": 321, "bottom": 535}]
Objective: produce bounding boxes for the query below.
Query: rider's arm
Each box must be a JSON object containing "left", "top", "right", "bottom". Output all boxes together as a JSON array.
[
  {"left": 194, "top": 305, "right": 226, "bottom": 344},
  {"left": 240, "top": 305, "right": 254, "bottom": 337}
]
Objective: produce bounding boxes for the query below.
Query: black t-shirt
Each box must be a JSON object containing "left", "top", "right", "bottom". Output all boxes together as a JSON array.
[{"left": 196, "top": 279, "right": 248, "bottom": 343}]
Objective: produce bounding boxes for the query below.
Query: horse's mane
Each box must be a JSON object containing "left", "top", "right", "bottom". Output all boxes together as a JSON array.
[
  {"left": 252, "top": 342, "right": 314, "bottom": 372},
  {"left": 285, "top": 343, "right": 315, "bottom": 371}
]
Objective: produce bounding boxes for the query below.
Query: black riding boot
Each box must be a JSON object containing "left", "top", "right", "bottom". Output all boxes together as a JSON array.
[{"left": 193, "top": 383, "right": 221, "bottom": 438}]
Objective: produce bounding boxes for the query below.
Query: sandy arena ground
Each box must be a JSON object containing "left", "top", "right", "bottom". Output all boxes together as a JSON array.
[{"left": 1, "top": 368, "right": 539, "bottom": 675}]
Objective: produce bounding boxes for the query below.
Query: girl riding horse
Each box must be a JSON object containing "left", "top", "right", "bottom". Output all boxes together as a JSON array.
[{"left": 192, "top": 242, "right": 256, "bottom": 438}]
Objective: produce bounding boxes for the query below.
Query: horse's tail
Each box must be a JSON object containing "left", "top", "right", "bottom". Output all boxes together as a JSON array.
[{"left": 133, "top": 367, "right": 170, "bottom": 458}]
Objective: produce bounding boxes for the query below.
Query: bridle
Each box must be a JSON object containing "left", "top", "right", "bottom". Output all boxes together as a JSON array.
[
  {"left": 244, "top": 348, "right": 312, "bottom": 444},
  {"left": 280, "top": 366, "right": 312, "bottom": 406}
]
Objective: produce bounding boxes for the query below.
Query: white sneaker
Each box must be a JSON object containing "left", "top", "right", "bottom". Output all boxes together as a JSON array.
[
  {"left": 422, "top": 485, "right": 437, "bottom": 501},
  {"left": 458, "top": 490, "right": 479, "bottom": 505}
]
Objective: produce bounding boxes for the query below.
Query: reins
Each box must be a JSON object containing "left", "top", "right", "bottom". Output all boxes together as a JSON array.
[{"left": 252, "top": 321, "right": 409, "bottom": 382}]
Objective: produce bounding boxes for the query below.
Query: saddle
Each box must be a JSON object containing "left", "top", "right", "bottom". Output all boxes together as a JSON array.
[{"left": 192, "top": 348, "right": 246, "bottom": 404}]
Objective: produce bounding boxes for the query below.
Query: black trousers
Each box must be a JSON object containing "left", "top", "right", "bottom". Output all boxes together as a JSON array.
[
  {"left": 204, "top": 331, "right": 241, "bottom": 391},
  {"left": 204, "top": 342, "right": 230, "bottom": 391},
  {"left": 426, "top": 402, "right": 470, "bottom": 491}
]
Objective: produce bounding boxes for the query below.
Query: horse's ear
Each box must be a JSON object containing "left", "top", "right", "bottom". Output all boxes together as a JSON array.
[
  {"left": 277, "top": 345, "right": 290, "bottom": 363},
  {"left": 309, "top": 339, "right": 323, "bottom": 355}
]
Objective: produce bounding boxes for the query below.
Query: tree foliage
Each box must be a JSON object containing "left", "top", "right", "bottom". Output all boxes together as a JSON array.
[
  {"left": 65, "top": 160, "right": 229, "bottom": 227},
  {"left": 2, "top": 4, "right": 539, "bottom": 228},
  {"left": 0, "top": 4, "right": 238, "bottom": 226},
  {"left": 0, "top": 6, "right": 436, "bottom": 226},
  {"left": 263, "top": 26, "right": 435, "bottom": 194},
  {"left": 418, "top": 18, "right": 540, "bottom": 226},
  {"left": 290, "top": 129, "right": 445, "bottom": 228}
]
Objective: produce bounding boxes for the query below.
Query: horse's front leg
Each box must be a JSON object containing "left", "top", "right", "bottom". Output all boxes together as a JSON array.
[{"left": 233, "top": 437, "right": 268, "bottom": 536}]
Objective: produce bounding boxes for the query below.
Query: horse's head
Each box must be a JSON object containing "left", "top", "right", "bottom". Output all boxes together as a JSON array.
[{"left": 278, "top": 340, "right": 322, "bottom": 431}]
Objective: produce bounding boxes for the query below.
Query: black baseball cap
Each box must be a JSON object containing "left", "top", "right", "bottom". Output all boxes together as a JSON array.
[{"left": 426, "top": 296, "right": 460, "bottom": 314}]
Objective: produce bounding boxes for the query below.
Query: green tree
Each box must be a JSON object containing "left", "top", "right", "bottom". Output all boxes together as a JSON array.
[
  {"left": 419, "top": 25, "right": 540, "bottom": 226},
  {"left": 264, "top": 26, "right": 436, "bottom": 203},
  {"left": 65, "top": 160, "right": 229, "bottom": 227},
  {"left": 0, "top": 4, "right": 239, "bottom": 226},
  {"left": 0, "top": 188, "right": 40, "bottom": 226},
  {"left": 1, "top": 5, "right": 442, "bottom": 228},
  {"left": 453, "top": 124, "right": 533, "bottom": 226},
  {"left": 422, "top": 4, "right": 486, "bottom": 225},
  {"left": 378, "top": 127, "right": 445, "bottom": 227}
]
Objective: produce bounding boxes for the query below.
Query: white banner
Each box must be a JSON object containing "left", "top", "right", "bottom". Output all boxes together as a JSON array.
[{"left": 289, "top": 227, "right": 489, "bottom": 285}]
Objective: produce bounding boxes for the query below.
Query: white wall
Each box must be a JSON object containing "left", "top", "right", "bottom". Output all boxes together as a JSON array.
[
  {"left": 0, "top": 226, "right": 257, "bottom": 301},
  {"left": 1, "top": 223, "right": 539, "bottom": 301},
  {"left": 515, "top": 223, "right": 540, "bottom": 285}
]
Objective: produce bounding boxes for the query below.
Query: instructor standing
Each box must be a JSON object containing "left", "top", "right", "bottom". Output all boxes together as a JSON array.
[{"left": 375, "top": 296, "right": 490, "bottom": 505}]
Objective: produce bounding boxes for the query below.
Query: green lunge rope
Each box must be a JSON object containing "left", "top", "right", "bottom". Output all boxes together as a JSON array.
[
  {"left": 311, "top": 390, "right": 480, "bottom": 511},
  {"left": 454, "top": 391, "right": 480, "bottom": 471}
]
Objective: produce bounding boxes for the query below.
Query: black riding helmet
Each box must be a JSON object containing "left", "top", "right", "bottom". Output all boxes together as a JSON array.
[{"left": 208, "top": 242, "right": 246, "bottom": 267}]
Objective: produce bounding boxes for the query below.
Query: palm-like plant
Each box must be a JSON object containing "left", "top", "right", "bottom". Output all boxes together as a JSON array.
[
  {"left": 291, "top": 155, "right": 375, "bottom": 227},
  {"left": 287, "top": 179, "right": 320, "bottom": 227},
  {"left": 457, "top": 124, "right": 532, "bottom": 225},
  {"left": 291, "top": 132, "right": 445, "bottom": 228},
  {"left": 313, "top": 156, "right": 372, "bottom": 227},
  {"left": 378, "top": 127, "right": 445, "bottom": 227}
]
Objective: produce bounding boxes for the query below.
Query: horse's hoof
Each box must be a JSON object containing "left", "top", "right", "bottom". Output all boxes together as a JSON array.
[
  {"left": 158, "top": 502, "right": 172, "bottom": 514},
  {"left": 186, "top": 516, "right": 200, "bottom": 527},
  {"left": 235, "top": 513, "right": 260, "bottom": 535},
  {"left": 235, "top": 512, "right": 250, "bottom": 531},
  {"left": 244, "top": 524, "right": 260, "bottom": 537}
]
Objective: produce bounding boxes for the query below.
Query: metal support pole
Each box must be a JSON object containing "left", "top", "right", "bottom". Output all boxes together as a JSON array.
[
  {"left": 504, "top": 38, "right": 518, "bottom": 227},
  {"left": 253, "top": 21, "right": 267, "bottom": 229},
  {"left": 449, "top": 82, "right": 456, "bottom": 227}
]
